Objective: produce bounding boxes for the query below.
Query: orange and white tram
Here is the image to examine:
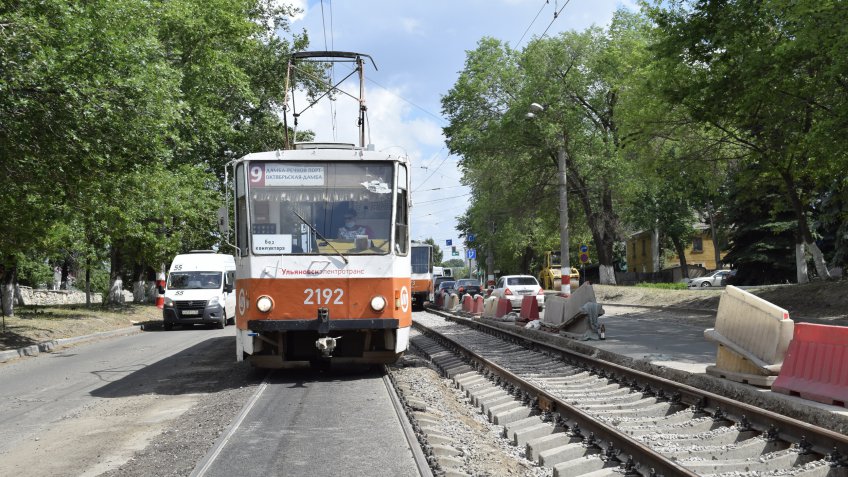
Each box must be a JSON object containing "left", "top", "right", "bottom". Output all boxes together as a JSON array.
[{"left": 224, "top": 51, "right": 412, "bottom": 368}]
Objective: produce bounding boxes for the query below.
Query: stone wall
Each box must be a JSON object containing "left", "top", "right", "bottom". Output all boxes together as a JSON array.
[{"left": 18, "top": 286, "right": 104, "bottom": 306}]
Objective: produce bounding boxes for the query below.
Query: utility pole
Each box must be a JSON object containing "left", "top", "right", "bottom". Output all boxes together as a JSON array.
[
  {"left": 528, "top": 102, "right": 571, "bottom": 295},
  {"left": 557, "top": 140, "right": 570, "bottom": 295}
]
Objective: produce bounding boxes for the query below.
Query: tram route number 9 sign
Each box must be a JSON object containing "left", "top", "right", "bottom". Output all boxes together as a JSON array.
[{"left": 249, "top": 163, "right": 325, "bottom": 187}]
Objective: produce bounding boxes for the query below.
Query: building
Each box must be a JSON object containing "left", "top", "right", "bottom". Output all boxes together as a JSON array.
[{"left": 625, "top": 225, "right": 726, "bottom": 273}]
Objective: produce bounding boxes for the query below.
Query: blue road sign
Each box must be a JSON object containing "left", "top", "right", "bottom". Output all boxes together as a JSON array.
[
  {"left": 446, "top": 239, "right": 452, "bottom": 246},
  {"left": 579, "top": 244, "right": 589, "bottom": 253},
  {"left": 467, "top": 249, "right": 476, "bottom": 259},
  {"left": 467, "top": 233, "right": 475, "bottom": 242}
]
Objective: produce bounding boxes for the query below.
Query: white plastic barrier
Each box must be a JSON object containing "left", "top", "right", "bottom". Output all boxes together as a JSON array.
[
  {"left": 483, "top": 296, "right": 499, "bottom": 318},
  {"left": 444, "top": 293, "right": 460, "bottom": 312},
  {"left": 703, "top": 285, "right": 794, "bottom": 386}
]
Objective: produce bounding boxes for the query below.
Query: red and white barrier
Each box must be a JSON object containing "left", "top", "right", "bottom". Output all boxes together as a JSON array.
[
  {"left": 772, "top": 323, "right": 848, "bottom": 407},
  {"left": 155, "top": 271, "right": 166, "bottom": 309}
]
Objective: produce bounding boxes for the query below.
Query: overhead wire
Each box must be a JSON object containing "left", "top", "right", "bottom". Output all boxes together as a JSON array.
[{"left": 515, "top": 0, "right": 550, "bottom": 48}]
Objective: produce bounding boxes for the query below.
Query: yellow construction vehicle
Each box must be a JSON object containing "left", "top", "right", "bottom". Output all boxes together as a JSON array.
[{"left": 539, "top": 251, "right": 580, "bottom": 291}]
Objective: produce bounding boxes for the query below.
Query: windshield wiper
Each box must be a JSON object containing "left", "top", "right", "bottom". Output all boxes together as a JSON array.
[{"left": 292, "top": 210, "right": 348, "bottom": 264}]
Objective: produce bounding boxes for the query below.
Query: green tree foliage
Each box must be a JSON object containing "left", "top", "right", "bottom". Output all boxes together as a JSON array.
[
  {"left": 647, "top": 0, "right": 848, "bottom": 282},
  {"left": 0, "top": 0, "right": 308, "bottom": 313},
  {"left": 443, "top": 12, "right": 650, "bottom": 283},
  {"left": 422, "top": 238, "right": 444, "bottom": 265}
]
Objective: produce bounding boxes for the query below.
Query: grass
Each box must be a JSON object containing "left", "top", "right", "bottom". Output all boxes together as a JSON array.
[{"left": 1, "top": 303, "right": 161, "bottom": 351}]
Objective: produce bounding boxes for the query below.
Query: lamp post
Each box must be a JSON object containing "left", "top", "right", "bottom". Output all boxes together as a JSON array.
[{"left": 527, "top": 102, "right": 571, "bottom": 295}]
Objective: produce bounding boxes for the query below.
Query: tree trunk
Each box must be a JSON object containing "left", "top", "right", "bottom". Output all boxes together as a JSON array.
[
  {"left": 109, "top": 245, "right": 124, "bottom": 304},
  {"left": 795, "top": 241, "right": 809, "bottom": 284},
  {"left": 85, "top": 259, "right": 92, "bottom": 307},
  {"left": 672, "top": 237, "right": 689, "bottom": 281},
  {"left": 706, "top": 203, "right": 721, "bottom": 268},
  {"left": 61, "top": 259, "right": 70, "bottom": 290},
  {"left": 2, "top": 263, "right": 16, "bottom": 317},
  {"left": 132, "top": 263, "right": 146, "bottom": 303},
  {"left": 651, "top": 226, "right": 660, "bottom": 273},
  {"left": 781, "top": 170, "right": 828, "bottom": 282}
]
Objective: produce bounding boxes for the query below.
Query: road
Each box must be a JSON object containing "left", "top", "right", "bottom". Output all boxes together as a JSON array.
[
  {"left": 0, "top": 326, "right": 245, "bottom": 476},
  {"left": 0, "top": 326, "right": 425, "bottom": 477}
]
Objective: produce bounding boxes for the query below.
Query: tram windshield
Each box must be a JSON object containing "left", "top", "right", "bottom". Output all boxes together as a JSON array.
[{"left": 245, "top": 161, "right": 394, "bottom": 255}]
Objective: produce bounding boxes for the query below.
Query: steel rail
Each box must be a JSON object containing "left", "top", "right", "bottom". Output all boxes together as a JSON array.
[
  {"left": 413, "top": 321, "right": 697, "bottom": 477},
  {"left": 421, "top": 308, "right": 848, "bottom": 467}
]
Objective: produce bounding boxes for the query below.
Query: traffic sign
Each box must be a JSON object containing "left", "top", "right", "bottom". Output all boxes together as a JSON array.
[
  {"left": 446, "top": 239, "right": 452, "bottom": 246},
  {"left": 467, "top": 233, "right": 475, "bottom": 242},
  {"left": 579, "top": 243, "right": 589, "bottom": 253},
  {"left": 467, "top": 249, "right": 476, "bottom": 259},
  {"left": 579, "top": 252, "right": 590, "bottom": 264}
]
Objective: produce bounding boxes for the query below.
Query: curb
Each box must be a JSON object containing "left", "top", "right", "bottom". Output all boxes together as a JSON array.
[
  {"left": 0, "top": 326, "right": 143, "bottom": 364},
  {"left": 599, "top": 302, "right": 717, "bottom": 314}
]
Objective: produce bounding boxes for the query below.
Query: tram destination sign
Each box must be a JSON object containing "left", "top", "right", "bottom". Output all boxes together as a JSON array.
[{"left": 249, "top": 163, "right": 325, "bottom": 187}]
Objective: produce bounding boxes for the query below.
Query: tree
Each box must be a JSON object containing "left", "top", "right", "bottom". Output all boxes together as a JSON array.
[
  {"left": 422, "top": 238, "right": 443, "bottom": 265},
  {"left": 647, "top": 0, "right": 848, "bottom": 282}
]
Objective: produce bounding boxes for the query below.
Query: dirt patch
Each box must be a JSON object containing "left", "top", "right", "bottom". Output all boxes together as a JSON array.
[
  {"left": 0, "top": 304, "right": 161, "bottom": 351},
  {"left": 595, "top": 281, "right": 848, "bottom": 326}
]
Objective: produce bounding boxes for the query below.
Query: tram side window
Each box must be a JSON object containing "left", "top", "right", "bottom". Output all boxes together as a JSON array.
[
  {"left": 235, "top": 164, "right": 249, "bottom": 256},
  {"left": 395, "top": 164, "right": 409, "bottom": 255}
]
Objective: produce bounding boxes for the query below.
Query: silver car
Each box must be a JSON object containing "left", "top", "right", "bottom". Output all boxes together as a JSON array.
[
  {"left": 688, "top": 270, "right": 732, "bottom": 288},
  {"left": 491, "top": 275, "right": 545, "bottom": 310}
]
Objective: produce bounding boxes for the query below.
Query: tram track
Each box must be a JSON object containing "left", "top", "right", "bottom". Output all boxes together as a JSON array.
[{"left": 411, "top": 310, "right": 848, "bottom": 476}]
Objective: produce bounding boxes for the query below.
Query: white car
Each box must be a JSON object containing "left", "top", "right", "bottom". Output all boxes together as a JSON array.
[
  {"left": 492, "top": 275, "right": 545, "bottom": 310},
  {"left": 688, "top": 269, "right": 732, "bottom": 288}
]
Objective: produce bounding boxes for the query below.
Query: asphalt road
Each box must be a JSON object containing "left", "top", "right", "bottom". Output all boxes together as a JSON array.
[
  {"left": 0, "top": 326, "right": 236, "bottom": 475},
  {"left": 195, "top": 368, "right": 423, "bottom": 477}
]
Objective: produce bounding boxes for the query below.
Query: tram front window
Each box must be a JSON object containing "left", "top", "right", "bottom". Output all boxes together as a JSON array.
[{"left": 247, "top": 162, "right": 393, "bottom": 255}]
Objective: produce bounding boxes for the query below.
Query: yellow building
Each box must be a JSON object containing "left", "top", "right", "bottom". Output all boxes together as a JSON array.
[{"left": 625, "top": 226, "right": 727, "bottom": 273}]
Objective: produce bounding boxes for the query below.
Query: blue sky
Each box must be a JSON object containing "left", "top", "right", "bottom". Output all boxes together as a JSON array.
[{"left": 282, "top": 0, "right": 634, "bottom": 257}]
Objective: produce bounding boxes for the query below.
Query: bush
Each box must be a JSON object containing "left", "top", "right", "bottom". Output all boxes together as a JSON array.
[{"left": 635, "top": 282, "right": 687, "bottom": 290}]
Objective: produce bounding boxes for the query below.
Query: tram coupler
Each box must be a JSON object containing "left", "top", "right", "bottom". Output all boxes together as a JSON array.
[{"left": 315, "top": 336, "right": 341, "bottom": 357}]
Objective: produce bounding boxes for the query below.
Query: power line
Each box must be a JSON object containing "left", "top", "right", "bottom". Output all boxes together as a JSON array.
[
  {"left": 515, "top": 0, "right": 550, "bottom": 48},
  {"left": 414, "top": 193, "right": 471, "bottom": 205},
  {"left": 538, "top": 0, "right": 572, "bottom": 40}
]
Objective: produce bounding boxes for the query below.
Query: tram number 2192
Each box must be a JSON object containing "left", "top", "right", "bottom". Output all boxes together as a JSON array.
[{"left": 303, "top": 288, "right": 344, "bottom": 305}]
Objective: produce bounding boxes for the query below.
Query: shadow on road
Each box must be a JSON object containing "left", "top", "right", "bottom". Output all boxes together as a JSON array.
[{"left": 90, "top": 337, "right": 261, "bottom": 398}]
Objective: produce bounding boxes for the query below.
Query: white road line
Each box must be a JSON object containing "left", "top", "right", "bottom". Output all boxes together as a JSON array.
[{"left": 190, "top": 374, "right": 270, "bottom": 477}]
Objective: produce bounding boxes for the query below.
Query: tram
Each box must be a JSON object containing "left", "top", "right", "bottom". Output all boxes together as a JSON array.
[
  {"left": 410, "top": 241, "right": 434, "bottom": 310},
  {"left": 223, "top": 52, "right": 411, "bottom": 368}
]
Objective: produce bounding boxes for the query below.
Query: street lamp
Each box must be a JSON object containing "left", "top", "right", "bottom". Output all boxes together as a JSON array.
[{"left": 527, "top": 102, "right": 571, "bottom": 295}]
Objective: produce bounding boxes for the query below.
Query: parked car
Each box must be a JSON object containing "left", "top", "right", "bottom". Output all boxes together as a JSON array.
[
  {"left": 688, "top": 269, "right": 732, "bottom": 288},
  {"left": 454, "top": 279, "right": 483, "bottom": 299},
  {"left": 491, "top": 275, "right": 545, "bottom": 310},
  {"left": 436, "top": 280, "right": 456, "bottom": 299},
  {"left": 434, "top": 275, "right": 454, "bottom": 289}
]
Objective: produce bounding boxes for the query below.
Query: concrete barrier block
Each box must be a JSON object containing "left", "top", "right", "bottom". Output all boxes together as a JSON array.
[
  {"left": 461, "top": 294, "right": 474, "bottom": 312},
  {"left": 473, "top": 295, "right": 484, "bottom": 315},
  {"left": 564, "top": 284, "right": 596, "bottom": 326},
  {"left": 704, "top": 285, "right": 794, "bottom": 386},
  {"left": 519, "top": 295, "right": 540, "bottom": 321},
  {"left": 542, "top": 295, "right": 568, "bottom": 326},
  {"left": 495, "top": 298, "right": 511, "bottom": 318}
]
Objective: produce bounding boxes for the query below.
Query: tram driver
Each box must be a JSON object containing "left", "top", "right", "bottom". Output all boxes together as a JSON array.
[{"left": 337, "top": 209, "right": 373, "bottom": 241}]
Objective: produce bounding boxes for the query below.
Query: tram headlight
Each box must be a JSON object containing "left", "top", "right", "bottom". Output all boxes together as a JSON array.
[
  {"left": 370, "top": 295, "right": 387, "bottom": 312},
  {"left": 256, "top": 295, "right": 274, "bottom": 313}
]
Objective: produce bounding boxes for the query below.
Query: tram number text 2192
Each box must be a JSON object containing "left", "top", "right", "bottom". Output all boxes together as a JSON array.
[{"left": 303, "top": 288, "right": 344, "bottom": 305}]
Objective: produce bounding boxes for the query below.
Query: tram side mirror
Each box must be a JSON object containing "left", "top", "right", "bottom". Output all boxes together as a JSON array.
[
  {"left": 157, "top": 285, "right": 165, "bottom": 294},
  {"left": 224, "top": 283, "right": 233, "bottom": 293},
  {"left": 217, "top": 206, "right": 229, "bottom": 235}
]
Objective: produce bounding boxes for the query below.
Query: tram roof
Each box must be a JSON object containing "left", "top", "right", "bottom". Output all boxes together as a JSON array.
[{"left": 237, "top": 144, "right": 408, "bottom": 163}]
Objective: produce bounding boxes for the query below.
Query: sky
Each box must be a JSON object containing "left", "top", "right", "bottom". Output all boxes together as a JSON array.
[{"left": 280, "top": 0, "right": 635, "bottom": 259}]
